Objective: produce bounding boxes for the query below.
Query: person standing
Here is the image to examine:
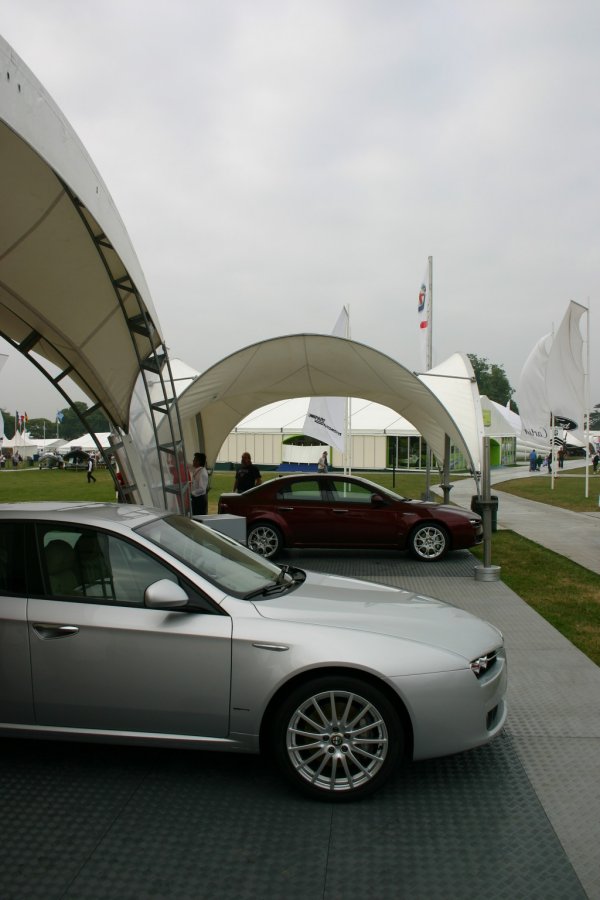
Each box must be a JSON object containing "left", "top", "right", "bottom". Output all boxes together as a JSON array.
[
  {"left": 190, "top": 452, "right": 209, "bottom": 515},
  {"left": 317, "top": 450, "right": 328, "bottom": 472},
  {"left": 529, "top": 448, "right": 537, "bottom": 472},
  {"left": 233, "top": 452, "right": 261, "bottom": 493},
  {"left": 87, "top": 455, "right": 96, "bottom": 483}
]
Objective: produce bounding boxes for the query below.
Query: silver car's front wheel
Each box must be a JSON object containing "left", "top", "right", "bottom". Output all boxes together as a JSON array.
[
  {"left": 409, "top": 523, "right": 448, "bottom": 561},
  {"left": 273, "top": 677, "right": 403, "bottom": 800},
  {"left": 247, "top": 522, "right": 282, "bottom": 559}
]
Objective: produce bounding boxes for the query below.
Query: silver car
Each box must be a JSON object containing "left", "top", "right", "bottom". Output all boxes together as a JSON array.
[{"left": 0, "top": 502, "right": 507, "bottom": 801}]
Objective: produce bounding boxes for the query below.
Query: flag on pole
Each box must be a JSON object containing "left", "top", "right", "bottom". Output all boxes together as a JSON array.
[
  {"left": 417, "top": 260, "right": 431, "bottom": 371},
  {"left": 302, "top": 307, "right": 349, "bottom": 453},
  {"left": 56, "top": 410, "right": 64, "bottom": 423}
]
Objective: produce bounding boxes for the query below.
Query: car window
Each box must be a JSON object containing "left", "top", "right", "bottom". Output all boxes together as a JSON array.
[
  {"left": 330, "top": 480, "right": 378, "bottom": 504},
  {"left": 0, "top": 522, "right": 27, "bottom": 596},
  {"left": 277, "top": 480, "right": 324, "bottom": 502},
  {"left": 137, "top": 514, "right": 283, "bottom": 597},
  {"left": 38, "top": 525, "right": 178, "bottom": 606}
]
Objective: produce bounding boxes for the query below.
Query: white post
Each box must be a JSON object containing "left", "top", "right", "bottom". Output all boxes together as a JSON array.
[
  {"left": 585, "top": 301, "right": 590, "bottom": 499},
  {"left": 474, "top": 436, "right": 501, "bottom": 581}
]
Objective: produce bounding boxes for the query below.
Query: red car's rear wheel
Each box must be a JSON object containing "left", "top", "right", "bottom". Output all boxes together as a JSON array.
[{"left": 247, "top": 522, "right": 283, "bottom": 559}]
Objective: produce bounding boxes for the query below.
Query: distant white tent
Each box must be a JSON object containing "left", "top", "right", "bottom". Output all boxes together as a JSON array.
[
  {"left": 2, "top": 430, "right": 40, "bottom": 457},
  {"left": 418, "top": 353, "right": 484, "bottom": 475},
  {"left": 58, "top": 433, "right": 112, "bottom": 454}
]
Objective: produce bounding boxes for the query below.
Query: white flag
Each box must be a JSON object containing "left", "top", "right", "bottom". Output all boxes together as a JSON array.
[
  {"left": 546, "top": 301, "right": 587, "bottom": 439},
  {"left": 303, "top": 307, "right": 348, "bottom": 452},
  {"left": 417, "top": 262, "right": 430, "bottom": 371},
  {"left": 516, "top": 333, "right": 553, "bottom": 448}
]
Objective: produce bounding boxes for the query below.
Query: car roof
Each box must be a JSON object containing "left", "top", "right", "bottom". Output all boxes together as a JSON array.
[
  {"left": 0, "top": 502, "right": 165, "bottom": 530},
  {"left": 259, "top": 472, "right": 395, "bottom": 492}
]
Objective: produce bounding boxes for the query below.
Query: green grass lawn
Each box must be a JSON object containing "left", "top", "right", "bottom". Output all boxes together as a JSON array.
[
  {"left": 0, "top": 467, "right": 116, "bottom": 503},
  {"left": 497, "top": 466, "right": 600, "bottom": 512},
  {"left": 471, "top": 532, "right": 600, "bottom": 666}
]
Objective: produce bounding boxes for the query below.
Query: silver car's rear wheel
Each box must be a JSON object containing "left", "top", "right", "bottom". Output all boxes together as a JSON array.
[
  {"left": 409, "top": 523, "right": 448, "bottom": 561},
  {"left": 273, "top": 676, "right": 403, "bottom": 800},
  {"left": 247, "top": 522, "right": 282, "bottom": 559}
]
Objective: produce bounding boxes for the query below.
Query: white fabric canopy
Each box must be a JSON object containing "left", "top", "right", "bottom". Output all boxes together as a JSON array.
[
  {"left": 0, "top": 35, "right": 165, "bottom": 431},
  {"left": 516, "top": 334, "right": 553, "bottom": 447},
  {"left": 234, "top": 397, "right": 421, "bottom": 436},
  {"left": 418, "top": 353, "right": 483, "bottom": 474},
  {"left": 546, "top": 301, "right": 587, "bottom": 438},
  {"left": 176, "top": 335, "right": 478, "bottom": 471},
  {"left": 517, "top": 301, "right": 588, "bottom": 447}
]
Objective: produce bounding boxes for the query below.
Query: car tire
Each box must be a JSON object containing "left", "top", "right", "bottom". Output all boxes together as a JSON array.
[
  {"left": 247, "top": 522, "right": 283, "bottom": 559},
  {"left": 409, "top": 523, "right": 449, "bottom": 561},
  {"left": 271, "top": 675, "right": 403, "bottom": 801}
]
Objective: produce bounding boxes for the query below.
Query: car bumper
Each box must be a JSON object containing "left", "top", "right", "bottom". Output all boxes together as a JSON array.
[{"left": 391, "top": 647, "right": 507, "bottom": 760}]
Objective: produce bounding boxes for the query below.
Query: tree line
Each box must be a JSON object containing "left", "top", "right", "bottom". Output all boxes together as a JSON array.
[{"left": 2, "top": 402, "right": 110, "bottom": 442}]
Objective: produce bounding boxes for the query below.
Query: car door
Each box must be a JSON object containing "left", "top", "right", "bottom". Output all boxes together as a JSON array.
[
  {"left": 28, "top": 524, "right": 232, "bottom": 738},
  {"left": 273, "top": 478, "right": 332, "bottom": 544},
  {"left": 0, "top": 521, "right": 34, "bottom": 725},
  {"left": 324, "top": 478, "right": 399, "bottom": 547}
]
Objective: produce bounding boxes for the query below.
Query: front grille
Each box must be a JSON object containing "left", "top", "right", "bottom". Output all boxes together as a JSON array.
[{"left": 470, "top": 649, "right": 498, "bottom": 679}]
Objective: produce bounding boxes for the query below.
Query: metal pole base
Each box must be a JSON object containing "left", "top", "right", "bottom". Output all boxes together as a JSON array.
[{"left": 474, "top": 565, "right": 502, "bottom": 582}]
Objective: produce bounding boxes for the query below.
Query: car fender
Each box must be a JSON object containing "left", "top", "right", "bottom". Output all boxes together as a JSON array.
[{"left": 227, "top": 613, "right": 467, "bottom": 740}]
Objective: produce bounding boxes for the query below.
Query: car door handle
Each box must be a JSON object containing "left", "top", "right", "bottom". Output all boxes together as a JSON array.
[
  {"left": 332, "top": 509, "right": 349, "bottom": 514},
  {"left": 32, "top": 623, "right": 80, "bottom": 640},
  {"left": 276, "top": 506, "right": 295, "bottom": 511}
]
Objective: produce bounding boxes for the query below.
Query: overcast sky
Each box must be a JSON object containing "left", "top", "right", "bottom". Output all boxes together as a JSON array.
[{"left": 1, "top": 1, "right": 599, "bottom": 419}]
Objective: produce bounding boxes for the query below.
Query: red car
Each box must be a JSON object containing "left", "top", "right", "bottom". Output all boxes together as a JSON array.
[{"left": 218, "top": 473, "right": 483, "bottom": 561}]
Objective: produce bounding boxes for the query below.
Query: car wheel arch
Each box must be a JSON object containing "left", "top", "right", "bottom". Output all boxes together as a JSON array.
[
  {"left": 258, "top": 665, "right": 413, "bottom": 761},
  {"left": 247, "top": 515, "right": 290, "bottom": 540}
]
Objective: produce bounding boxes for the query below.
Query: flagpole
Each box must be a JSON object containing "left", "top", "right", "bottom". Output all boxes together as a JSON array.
[
  {"left": 424, "top": 257, "right": 433, "bottom": 499},
  {"left": 345, "top": 304, "right": 351, "bottom": 475},
  {"left": 585, "top": 301, "right": 590, "bottom": 499}
]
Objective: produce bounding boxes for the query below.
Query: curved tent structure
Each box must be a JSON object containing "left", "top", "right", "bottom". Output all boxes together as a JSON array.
[
  {"left": 176, "top": 334, "right": 478, "bottom": 472},
  {"left": 419, "top": 353, "right": 484, "bottom": 474},
  {"left": 0, "top": 35, "right": 187, "bottom": 509}
]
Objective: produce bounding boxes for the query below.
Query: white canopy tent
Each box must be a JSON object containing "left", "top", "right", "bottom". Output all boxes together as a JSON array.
[
  {"left": 0, "top": 35, "right": 187, "bottom": 509},
  {"left": 56, "top": 433, "right": 113, "bottom": 455},
  {"left": 175, "top": 335, "right": 480, "bottom": 474}
]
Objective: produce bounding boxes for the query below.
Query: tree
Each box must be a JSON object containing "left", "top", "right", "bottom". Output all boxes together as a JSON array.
[
  {"left": 590, "top": 406, "right": 600, "bottom": 430},
  {"left": 57, "top": 402, "right": 110, "bottom": 441},
  {"left": 467, "top": 354, "right": 515, "bottom": 407}
]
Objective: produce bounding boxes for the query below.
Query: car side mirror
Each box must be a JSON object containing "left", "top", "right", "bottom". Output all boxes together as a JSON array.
[
  {"left": 144, "top": 579, "right": 189, "bottom": 609},
  {"left": 371, "top": 494, "right": 387, "bottom": 508}
]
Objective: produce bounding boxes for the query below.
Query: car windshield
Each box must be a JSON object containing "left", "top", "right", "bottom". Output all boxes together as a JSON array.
[{"left": 137, "top": 514, "right": 284, "bottom": 597}]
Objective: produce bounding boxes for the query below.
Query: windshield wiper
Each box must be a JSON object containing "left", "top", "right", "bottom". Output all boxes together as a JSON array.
[{"left": 244, "top": 580, "right": 292, "bottom": 600}]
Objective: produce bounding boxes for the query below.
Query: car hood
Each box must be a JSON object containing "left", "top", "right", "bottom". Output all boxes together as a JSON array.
[
  {"left": 408, "top": 500, "right": 476, "bottom": 520},
  {"left": 254, "top": 571, "right": 501, "bottom": 659}
]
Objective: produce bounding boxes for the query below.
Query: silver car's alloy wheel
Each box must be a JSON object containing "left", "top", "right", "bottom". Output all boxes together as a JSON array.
[
  {"left": 274, "top": 677, "right": 402, "bottom": 800},
  {"left": 247, "top": 523, "right": 282, "bottom": 559},
  {"left": 410, "top": 524, "right": 448, "bottom": 561}
]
